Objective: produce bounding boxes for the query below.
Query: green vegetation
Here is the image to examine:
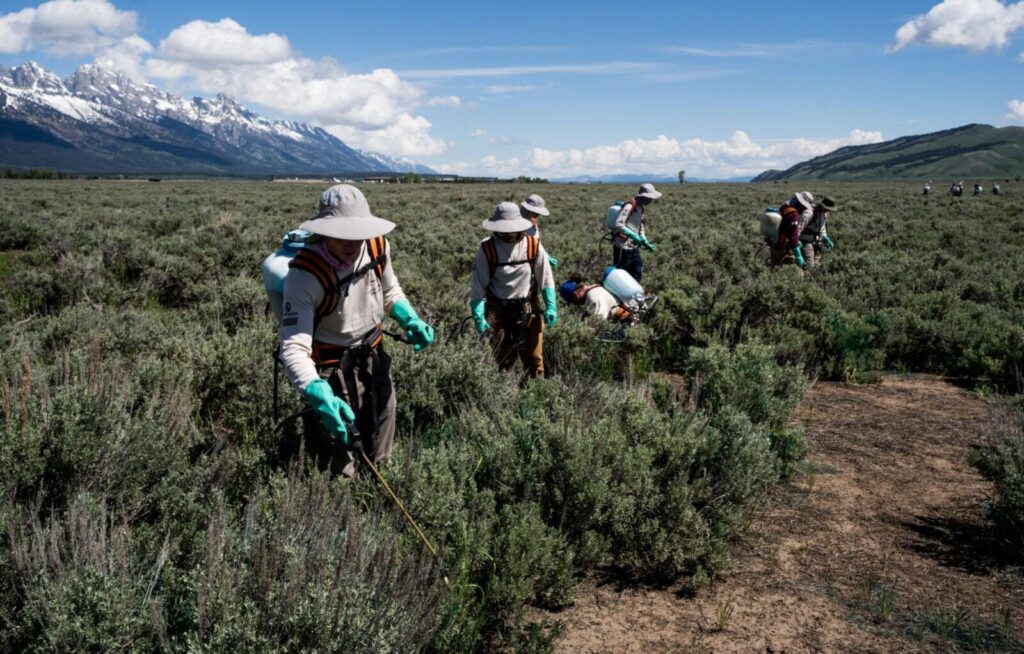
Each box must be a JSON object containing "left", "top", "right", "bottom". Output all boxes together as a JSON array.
[
  {"left": 0, "top": 179, "right": 1021, "bottom": 650},
  {"left": 754, "top": 124, "right": 1024, "bottom": 181}
]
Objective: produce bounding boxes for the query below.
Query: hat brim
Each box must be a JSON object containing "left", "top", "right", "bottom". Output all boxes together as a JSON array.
[
  {"left": 481, "top": 216, "right": 534, "bottom": 233},
  {"left": 520, "top": 202, "right": 550, "bottom": 216},
  {"left": 299, "top": 214, "right": 396, "bottom": 240},
  {"left": 638, "top": 190, "right": 662, "bottom": 199}
]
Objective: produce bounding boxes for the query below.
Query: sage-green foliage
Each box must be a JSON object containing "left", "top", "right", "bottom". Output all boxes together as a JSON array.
[
  {"left": 970, "top": 399, "right": 1024, "bottom": 556},
  {"left": 0, "top": 179, "right": 1021, "bottom": 650}
]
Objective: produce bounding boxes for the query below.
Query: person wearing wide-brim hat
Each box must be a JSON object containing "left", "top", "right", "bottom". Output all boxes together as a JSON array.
[
  {"left": 279, "top": 184, "right": 435, "bottom": 477},
  {"left": 798, "top": 196, "right": 838, "bottom": 268},
  {"left": 520, "top": 193, "right": 559, "bottom": 269},
  {"left": 610, "top": 183, "right": 662, "bottom": 283},
  {"left": 771, "top": 191, "right": 816, "bottom": 268},
  {"left": 470, "top": 201, "right": 557, "bottom": 378}
]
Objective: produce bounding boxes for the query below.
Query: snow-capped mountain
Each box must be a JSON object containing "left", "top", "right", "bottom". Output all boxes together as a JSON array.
[{"left": 0, "top": 61, "right": 436, "bottom": 175}]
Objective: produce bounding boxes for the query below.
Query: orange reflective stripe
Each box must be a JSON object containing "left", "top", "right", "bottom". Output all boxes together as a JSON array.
[
  {"left": 367, "top": 236, "right": 386, "bottom": 279},
  {"left": 290, "top": 250, "right": 338, "bottom": 319},
  {"left": 290, "top": 250, "right": 332, "bottom": 290},
  {"left": 482, "top": 238, "right": 497, "bottom": 277}
]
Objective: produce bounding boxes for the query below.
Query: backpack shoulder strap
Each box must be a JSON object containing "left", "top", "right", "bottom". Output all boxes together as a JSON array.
[
  {"left": 366, "top": 236, "right": 387, "bottom": 280},
  {"left": 289, "top": 249, "right": 339, "bottom": 319},
  {"left": 482, "top": 237, "right": 498, "bottom": 278},
  {"left": 525, "top": 235, "right": 539, "bottom": 263}
]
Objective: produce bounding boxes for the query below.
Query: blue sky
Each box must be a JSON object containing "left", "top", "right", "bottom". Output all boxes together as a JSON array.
[{"left": 1, "top": 0, "right": 1022, "bottom": 176}]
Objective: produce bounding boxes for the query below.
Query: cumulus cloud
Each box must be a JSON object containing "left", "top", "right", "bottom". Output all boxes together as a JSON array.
[
  {"left": 141, "top": 17, "right": 446, "bottom": 158},
  {"left": 0, "top": 0, "right": 137, "bottom": 55},
  {"left": 1008, "top": 99, "right": 1024, "bottom": 120},
  {"left": 426, "top": 95, "right": 460, "bottom": 107},
  {"left": 326, "top": 114, "right": 447, "bottom": 157},
  {"left": 94, "top": 33, "right": 151, "bottom": 80},
  {"left": 158, "top": 18, "right": 291, "bottom": 65},
  {"left": 447, "top": 129, "right": 885, "bottom": 178},
  {"left": 889, "top": 0, "right": 1024, "bottom": 53}
]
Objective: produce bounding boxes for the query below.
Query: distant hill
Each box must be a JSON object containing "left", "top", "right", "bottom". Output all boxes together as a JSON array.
[
  {"left": 0, "top": 61, "right": 436, "bottom": 176},
  {"left": 752, "top": 124, "right": 1024, "bottom": 182}
]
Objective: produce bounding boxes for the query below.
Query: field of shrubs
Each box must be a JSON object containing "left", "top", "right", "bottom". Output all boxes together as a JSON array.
[{"left": 0, "top": 179, "right": 1021, "bottom": 651}]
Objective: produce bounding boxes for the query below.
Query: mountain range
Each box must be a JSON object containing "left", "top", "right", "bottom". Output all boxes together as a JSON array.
[
  {"left": 753, "top": 124, "right": 1024, "bottom": 182},
  {"left": 0, "top": 61, "right": 435, "bottom": 176}
]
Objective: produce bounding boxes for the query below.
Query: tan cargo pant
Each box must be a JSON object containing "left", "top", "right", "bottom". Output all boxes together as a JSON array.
[
  {"left": 487, "top": 299, "right": 545, "bottom": 378},
  {"left": 302, "top": 346, "right": 395, "bottom": 478},
  {"left": 800, "top": 242, "right": 822, "bottom": 268}
]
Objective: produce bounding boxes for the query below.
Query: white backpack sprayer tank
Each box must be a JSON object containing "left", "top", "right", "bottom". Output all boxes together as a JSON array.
[
  {"left": 605, "top": 201, "right": 627, "bottom": 230},
  {"left": 602, "top": 266, "right": 646, "bottom": 308},
  {"left": 760, "top": 207, "right": 782, "bottom": 244},
  {"left": 262, "top": 229, "right": 312, "bottom": 319}
]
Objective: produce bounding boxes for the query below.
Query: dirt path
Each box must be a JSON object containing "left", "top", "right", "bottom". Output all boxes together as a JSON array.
[{"left": 552, "top": 375, "right": 1024, "bottom": 653}]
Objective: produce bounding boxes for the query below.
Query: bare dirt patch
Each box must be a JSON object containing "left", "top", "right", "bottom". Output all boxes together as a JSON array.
[{"left": 551, "top": 375, "right": 1024, "bottom": 653}]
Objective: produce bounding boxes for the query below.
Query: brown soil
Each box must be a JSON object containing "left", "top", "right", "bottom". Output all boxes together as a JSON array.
[{"left": 550, "top": 375, "right": 1024, "bottom": 653}]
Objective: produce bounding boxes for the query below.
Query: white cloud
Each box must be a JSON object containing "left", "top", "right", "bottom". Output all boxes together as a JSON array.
[
  {"left": 1007, "top": 99, "right": 1024, "bottom": 120},
  {"left": 399, "top": 61, "right": 661, "bottom": 79},
  {"left": 326, "top": 114, "right": 447, "bottom": 157},
  {"left": 426, "top": 94, "right": 460, "bottom": 107},
  {"left": 158, "top": 18, "right": 292, "bottom": 65},
  {"left": 662, "top": 45, "right": 780, "bottom": 58},
  {"left": 484, "top": 84, "right": 538, "bottom": 94},
  {"left": 470, "top": 129, "right": 488, "bottom": 138},
  {"left": 449, "top": 129, "right": 885, "bottom": 178},
  {"left": 94, "top": 33, "right": 151, "bottom": 80},
  {"left": 0, "top": 0, "right": 137, "bottom": 55},
  {"left": 889, "top": 0, "right": 1024, "bottom": 53},
  {"left": 143, "top": 17, "right": 445, "bottom": 158}
]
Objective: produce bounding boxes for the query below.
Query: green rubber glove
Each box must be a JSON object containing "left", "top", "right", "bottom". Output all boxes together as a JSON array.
[
  {"left": 793, "top": 246, "right": 806, "bottom": 268},
  {"left": 547, "top": 255, "right": 559, "bottom": 269},
  {"left": 390, "top": 299, "right": 434, "bottom": 351},
  {"left": 822, "top": 235, "right": 835, "bottom": 250},
  {"left": 621, "top": 227, "right": 657, "bottom": 252},
  {"left": 304, "top": 379, "right": 356, "bottom": 445},
  {"left": 470, "top": 298, "right": 490, "bottom": 334},
  {"left": 542, "top": 287, "right": 558, "bottom": 327}
]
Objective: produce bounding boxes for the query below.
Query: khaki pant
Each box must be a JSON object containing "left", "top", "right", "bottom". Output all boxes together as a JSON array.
[
  {"left": 800, "top": 241, "right": 822, "bottom": 268},
  {"left": 487, "top": 299, "right": 545, "bottom": 378},
  {"left": 302, "top": 346, "right": 395, "bottom": 478}
]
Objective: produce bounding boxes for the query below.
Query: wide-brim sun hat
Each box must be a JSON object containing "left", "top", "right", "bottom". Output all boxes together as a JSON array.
[
  {"left": 793, "top": 191, "right": 815, "bottom": 211},
  {"left": 637, "top": 183, "right": 662, "bottom": 199},
  {"left": 482, "top": 201, "right": 534, "bottom": 233},
  {"left": 299, "top": 184, "right": 396, "bottom": 240},
  {"left": 520, "top": 194, "right": 550, "bottom": 216},
  {"left": 818, "top": 196, "right": 837, "bottom": 212}
]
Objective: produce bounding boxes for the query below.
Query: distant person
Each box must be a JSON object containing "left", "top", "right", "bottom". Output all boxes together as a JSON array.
[
  {"left": 798, "top": 196, "right": 837, "bottom": 268},
  {"left": 951, "top": 181, "right": 963, "bottom": 197},
  {"left": 923, "top": 182, "right": 930, "bottom": 195},
  {"left": 520, "top": 193, "right": 558, "bottom": 268},
  {"left": 470, "top": 202, "right": 557, "bottom": 378},
  {"left": 609, "top": 183, "right": 661, "bottom": 282},
  {"left": 278, "top": 184, "right": 435, "bottom": 477},
  {"left": 771, "top": 191, "right": 815, "bottom": 268},
  {"left": 974, "top": 184, "right": 983, "bottom": 196},
  {"left": 993, "top": 183, "right": 1001, "bottom": 195}
]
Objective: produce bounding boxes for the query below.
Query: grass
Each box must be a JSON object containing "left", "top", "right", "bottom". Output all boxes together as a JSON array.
[{"left": 0, "top": 178, "right": 1022, "bottom": 650}]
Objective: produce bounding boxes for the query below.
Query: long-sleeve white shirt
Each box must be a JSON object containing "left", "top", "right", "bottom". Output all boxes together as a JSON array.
[
  {"left": 612, "top": 201, "right": 646, "bottom": 251},
  {"left": 470, "top": 236, "right": 554, "bottom": 303},
  {"left": 279, "top": 239, "right": 405, "bottom": 392}
]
